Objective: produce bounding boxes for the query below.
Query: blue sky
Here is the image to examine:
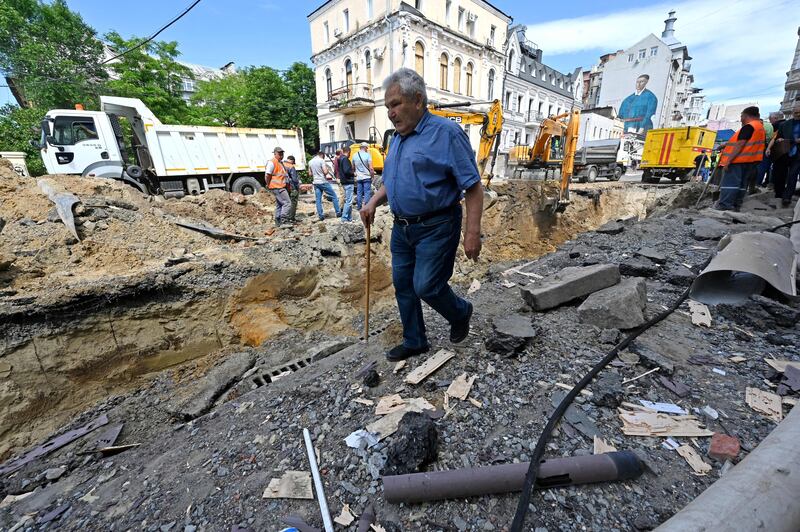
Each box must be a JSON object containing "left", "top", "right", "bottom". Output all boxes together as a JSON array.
[{"left": 3, "top": 0, "right": 796, "bottom": 112}]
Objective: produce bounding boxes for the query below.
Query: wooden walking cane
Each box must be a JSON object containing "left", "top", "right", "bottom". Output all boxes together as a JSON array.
[{"left": 364, "top": 223, "right": 371, "bottom": 343}]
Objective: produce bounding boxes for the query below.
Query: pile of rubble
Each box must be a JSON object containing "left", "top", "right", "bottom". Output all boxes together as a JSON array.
[{"left": 1, "top": 177, "right": 798, "bottom": 530}]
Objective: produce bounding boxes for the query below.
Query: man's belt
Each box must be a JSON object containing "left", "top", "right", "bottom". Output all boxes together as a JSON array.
[{"left": 393, "top": 203, "right": 459, "bottom": 226}]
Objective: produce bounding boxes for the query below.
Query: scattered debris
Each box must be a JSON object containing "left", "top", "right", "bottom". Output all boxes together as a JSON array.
[
  {"left": 375, "top": 395, "right": 407, "bottom": 416},
  {"left": 334, "top": 505, "right": 356, "bottom": 527},
  {"left": 175, "top": 220, "right": 259, "bottom": 241},
  {"left": 687, "top": 300, "right": 712, "bottom": 327},
  {"left": 446, "top": 373, "right": 476, "bottom": 401},
  {"left": 405, "top": 350, "right": 456, "bottom": 385},
  {"left": 556, "top": 382, "right": 593, "bottom": 398},
  {"left": 382, "top": 412, "right": 438, "bottom": 475},
  {"left": 745, "top": 387, "right": 783, "bottom": 422},
  {"left": 708, "top": 433, "right": 740, "bottom": 462},
  {"left": 363, "top": 369, "right": 381, "bottom": 388},
  {"left": 695, "top": 405, "right": 719, "bottom": 420},
  {"left": 263, "top": 471, "right": 314, "bottom": 499},
  {"left": 578, "top": 277, "right": 647, "bottom": 329},
  {"left": 366, "top": 398, "right": 435, "bottom": 440},
  {"left": 467, "top": 279, "right": 481, "bottom": 294},
  {"left": 688, "top": 354, "right": 716, "bottom": 365},
  {"left": 638, "top": 400, "right": 688, "bottom": 415},
  {"left": 729, "top": 355, "right": 747, "bottom": 364},
  {"left": 468, "top": 397, "right": 483, "bottom": 409},
  {"left": 593, "top": 436, "right": 617, "bottom": 454},
  {"left": 782, "top": 365, "right": 800, "bottom": 392},
  {"left": 618, "top": 408, "right": 713, "bottom": 437},
  {"left": 357, "top": 504, "right": 376, "bottom": 532},
  {"left": 345, "top": 430, "right": 379, "bottom": 450},
  {"left": 764, "top": 359, "right": 800, "bottom": 373},
  {"left": 353, "top": 398, "right": 374, "bottom": 406},
  {"left": 712, "top": 368, "right": 727, "bottom": 376},
  {"left": 484, "top": 314, "right": 538, "bottom": 357},
  {"left": 520, "top": 264, "right": 621, "bottom": 311},
  {"left": 552, "top": 391, "right": 600, "bottom": 440},
  {"left": 596, "top": 220, "right": 624, "bottom": 235},
  {"left": 500, "top": 280, "right": 517, "bottom": 288},
  {"left": 622, "top": 367, "right": 660, "bottom": 385},
  {"left": 38, "top": 178, "right": 81, "bottom": 241},
  {"left": 590, "top": 374, "right": 622, "bottom": 408},
  {"left": 676, "top": 445, "right": 712, "bottom": 475},
  {"left": 393, "top": 361, "right": 406, "bottom": 374},
  {"left": 657, "top": 376, "right": 691, "bottom": 398}
]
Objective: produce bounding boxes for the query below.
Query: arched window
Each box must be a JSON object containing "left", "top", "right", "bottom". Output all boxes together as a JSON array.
[
  {"left": 507, "top": 50, "right": 515, "bottom": 71},
  {"left": 325, "top": 68, "right": 332, "bottom": 98},
  {"left": 345, "top": 59, "right": 353, "bottom": 89},
  {"left": 466, "top": 62, "right": 473, "bottom": 97},
  {"left": 365, "top": 50, "right": 372, "bottom": 85},
  {"left": 487, "top": 69, "right": 495, "bottom": 100},
  {"left": 414, "top": 41, "right": 425, "bottom": 76},
  {"left": 439, "top": 53, "right": 448, "bottom": 90},
  {"left": 453, "top": 58, "right": 462, "bottom": 94}
]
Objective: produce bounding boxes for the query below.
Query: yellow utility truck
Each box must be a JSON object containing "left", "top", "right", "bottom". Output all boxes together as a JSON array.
[{"left": 640, "top": 127, "right": 716, "bottom": 183}]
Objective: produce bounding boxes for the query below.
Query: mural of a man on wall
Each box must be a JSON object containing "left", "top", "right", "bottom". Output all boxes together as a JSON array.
[{"left": 618, "top": 74, "right": 658, "bottom": 133}]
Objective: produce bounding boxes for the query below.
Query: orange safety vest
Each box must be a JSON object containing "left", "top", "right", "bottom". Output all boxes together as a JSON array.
[
  {"left": 267, "top": 157, "right": 288, "bottom": 189},
  {"left": 720, "top": 120, "right": 765, "bottom": 166}
]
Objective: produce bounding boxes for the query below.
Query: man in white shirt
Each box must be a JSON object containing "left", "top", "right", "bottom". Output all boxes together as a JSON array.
[
  {"left": 353, "top": 142, "right": 375, "bottom": 210},
  {"left": 308, "top": 151, "right": 341, "bottom": 221}
]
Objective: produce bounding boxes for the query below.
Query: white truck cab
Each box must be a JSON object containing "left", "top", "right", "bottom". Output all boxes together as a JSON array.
[{"left": 40, "top": 109, "right": 123, "bottom": 177}]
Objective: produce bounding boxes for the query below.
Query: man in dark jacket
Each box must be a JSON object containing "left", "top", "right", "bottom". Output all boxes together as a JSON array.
[
  {"left": 767, "top": 106, "right": 800, "bottom": 207},
  {"left": 285, "top": 155, "right": 301, "bottom": 223},
  {"left": 337, "top": 151, "right": 356, "bottom": 222}
]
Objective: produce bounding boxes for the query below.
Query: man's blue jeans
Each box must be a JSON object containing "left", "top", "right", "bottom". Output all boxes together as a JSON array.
[
  {"left": 390, "top": 206, "right": 470, "bottom": 350},
  {"left": 717, "top": 163, "right": 756, "bottom": 210},
  {"left": 314, "top": 182, "right": 341, "bottom": 220},
  {"left": 356, "top": 179, "right": 372, "bottom": 209},
  {"left": 341, "top": 184, "right": 354, "bottom": 221}
]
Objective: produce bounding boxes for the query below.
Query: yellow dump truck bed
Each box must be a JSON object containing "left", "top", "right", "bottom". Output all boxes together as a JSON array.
[{"left": 640, "top": 127, "right": 716, "bottom": 183}]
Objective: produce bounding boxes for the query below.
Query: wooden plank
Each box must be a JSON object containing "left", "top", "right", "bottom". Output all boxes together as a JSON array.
[
  {"left": 405, "top": 350, "right": 456, "bottom": 385},
  {"left": 446, "top": 373, "right": 476, "bottom": 401},
  {"left": 746, "top": 387, "right": 782, "bottom": 422}
]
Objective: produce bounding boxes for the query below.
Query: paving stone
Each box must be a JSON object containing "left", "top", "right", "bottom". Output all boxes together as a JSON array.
[
  {"left": 708, "top": 433, "right": 740, "bottom": 462},
  {"left": 578, "top": 278, "right": 647, "bottom": 329},
  {"left": 520, "top": 264, "right": 620, "bottom": 311}
]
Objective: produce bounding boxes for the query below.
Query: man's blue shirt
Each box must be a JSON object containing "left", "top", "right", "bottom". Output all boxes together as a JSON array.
[{"left": 383, "top": 111, "right": 480, "bottom": 217}]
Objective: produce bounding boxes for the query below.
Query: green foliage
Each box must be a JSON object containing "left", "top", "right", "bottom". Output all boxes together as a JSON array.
[
  {"left": 190, "top": 62, "right": 319, "bottom": 154},
  {"left": 0, "top": 0, "right": 107, "bottom": 109},
  {"left": 0, "top": 104, "right": 47, "bottom": 175},
  {"left": 104, "top": 32, "right": 193, "bottom": 124}
]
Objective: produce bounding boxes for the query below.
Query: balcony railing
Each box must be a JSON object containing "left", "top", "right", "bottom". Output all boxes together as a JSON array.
[
  {"left": 328, "top": 83, "right": 375, "bottom": 113},
  {"left": 526, "top": 111, "right": 546, "bottom": 124}
]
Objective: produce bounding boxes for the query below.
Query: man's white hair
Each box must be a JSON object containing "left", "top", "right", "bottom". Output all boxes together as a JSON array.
[
  {"left": 382, "top": 68, "right": 428, "bottom": 106},
  {"left": 769, "top": 111, "right": 784, "bottom": 120}
]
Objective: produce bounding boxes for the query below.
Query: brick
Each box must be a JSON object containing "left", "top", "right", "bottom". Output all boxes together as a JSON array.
[{"left": 708, "top": 432, "right": 740, "bottom": 462}]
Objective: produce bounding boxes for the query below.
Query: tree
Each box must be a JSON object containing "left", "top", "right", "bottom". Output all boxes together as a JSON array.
[
  {"left": 0, "top": 0, "right": 107, "bottom": 109},
  {"left": 0, "top": 104, "right": 47, "bottom": 175},
  {"left": 104, "top": 32, "right": 193, "bottom": 124},
  {"left": 282, "top": 62, "right": 319, "bottom": 155},
  {"left": 191, "top": 73, "right": 247, "bottom": 127}
]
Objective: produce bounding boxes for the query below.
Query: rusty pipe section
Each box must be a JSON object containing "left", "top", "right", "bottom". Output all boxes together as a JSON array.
[{"left": 382, "top": 450, "right": 642, "bottom": 504}]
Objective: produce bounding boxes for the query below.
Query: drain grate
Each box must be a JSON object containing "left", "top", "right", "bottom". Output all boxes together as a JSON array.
[{"left": 357, "top": 320, "right": 395, "bottom": 342}]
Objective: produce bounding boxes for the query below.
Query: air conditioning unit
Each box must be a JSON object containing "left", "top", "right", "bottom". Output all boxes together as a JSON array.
[
  {"left": 467, "top": 12, "right": 477, "bottom": 22},
  {"left": 333, "top": 28, "right": 342, "bottom": 37}
]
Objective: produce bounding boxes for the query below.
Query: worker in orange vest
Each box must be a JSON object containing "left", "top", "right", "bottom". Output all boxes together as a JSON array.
[
  {"left": 265, "top": 146, "right": 292, "bottom": 226},
  {"left": 715, "top": 106, "right": 766, "bottom": 211}
]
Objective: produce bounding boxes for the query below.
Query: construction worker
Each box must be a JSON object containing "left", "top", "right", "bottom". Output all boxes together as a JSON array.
[
  {"left": 715, "top": 106, "right": 765, "bottom": 211},
  {"left": 265, "top": 146, "right": 292, "bottom": 226},
  {"left": 284, "top": 155, "right": 300, "bottom": 223},
  {"left": 360, "top": 68, "right": 482, "bottom": 362}
]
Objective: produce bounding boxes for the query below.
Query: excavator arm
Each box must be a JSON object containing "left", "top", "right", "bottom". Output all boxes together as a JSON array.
[{"left": 429, "top": 100, "right": 503, "bottom": 188}]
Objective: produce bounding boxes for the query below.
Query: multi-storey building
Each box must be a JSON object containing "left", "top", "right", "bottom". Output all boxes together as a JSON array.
[
  {"left": 501, "top": 27, "right": 582, "bottom": 151},
  {"left": 177, "top": 61, "right": 236, "bottom": 102},
  {"left": 307, "top": 0, "right": 511, "bottom": 154},
  {"left": 780, "top": 26, "right": 800, "bottom": 114}
]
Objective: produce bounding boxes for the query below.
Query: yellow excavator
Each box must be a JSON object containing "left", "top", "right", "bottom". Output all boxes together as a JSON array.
[{"left": 508, "top": 109, "right": 580, "bottom": 211}]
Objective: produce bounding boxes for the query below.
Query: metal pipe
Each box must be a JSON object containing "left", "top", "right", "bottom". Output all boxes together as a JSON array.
[
  {"left": 382, "top": 451, "right": 642, "bottom": 504},
  {"left": 303, "top": 428, "right": 334, "bottom": 532}
]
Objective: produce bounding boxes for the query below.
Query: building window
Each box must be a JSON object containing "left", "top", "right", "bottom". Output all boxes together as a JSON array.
[
  {"left": 466, "top": 62, "right": 473, "bottom": 96},
  {"left": 650, "top": 46, "right": 658, "bottom": 57},
  {"left": 181, "top": 80, "right": 195, "bottom": 92},
  {"left": 414, "top": 41, "right": 425, "bottom": 76},
  {"left": 466, "top": 15, "right": 475, "bottom": 37},
  {"left": 328, "top": 124, "right": 335, "bottom": 142},
  {"left": 517, "top": 95, "right": 522, "bottom": 113},
  {"left": 414, "top": 0, "right": 422, "bottom": 9},
  {"left": 505, "top": 91, "right": 511, "bottom": 110},
  {"left": 628, "top": 53, "right": 634, "bottom": 62},
  {"left": 446, "top": 0, "right": 452, "bottom": 24},
  {"left": 366, "top": 0, "right": 373, "bottom": 19},
  {"left": 343, "top": 9, "right": 349, "bottom": 33},
  {"left": 325, "top": 68, "right": 332, "bottom": 98},
  {"left": 490, "top": 25, "right": 496, "bottom": 46},
  {"left": 457, "top": 7, "right": 465, "bottom": 31},
  {"left": 345, "top": 59, "right": 353, "bottom": 88},
  {"left": 453, "top": 57, "right": 462, "bottom": 94},
  {"left": 324, "top": 22, "right": 330, "bottom": 44},
  {"left": 638, "top": 48, "right": 646, "bottom": 59},
  {"left": 439, "top": 53, "right": 449, "bottom": 91},
  {"left": 365, "top": 50, "right": 372, "bottom": 85},
  {"left": 487, "top": 69, "right": 495, "bottom": 99},
  {"left": 507, "top": 50, "right": 514, "bottom": 72}
]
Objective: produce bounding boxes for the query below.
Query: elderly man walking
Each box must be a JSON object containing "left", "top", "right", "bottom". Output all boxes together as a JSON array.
[
  {"left": 360, "top": 68, "right": 482, "bottom": 362},
  {"left": 308, "top": 151, "right": 342, "bottom": 221},
  {"left": 265, "top": 146, "right": 291, "bottom": 226}
]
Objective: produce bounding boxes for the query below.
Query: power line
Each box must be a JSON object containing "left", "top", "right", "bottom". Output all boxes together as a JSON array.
[{"left": 101, "top": 0, "right": 203, "bottom": 64}]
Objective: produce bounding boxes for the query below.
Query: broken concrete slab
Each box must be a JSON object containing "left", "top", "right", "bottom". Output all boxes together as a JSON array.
[
  {"left": 166, "top": 351, "right": 255, "bottom": 420},
  {"left": 578, "top": 277, "right": 647, "bottom": 329},
  {"left": 591, "top": 373, "right": 624, "bottom": 408},
  {"left": 520, "top": 264, "right": 620, "bottom": 311},
  {"left": 484, "top": 314, "right": 538, "bottom": 356},
  {"left": 665, "top": 265, "right": 695, "bottom": 287},
  {"left": 691, "top": 218, "right": 730, "bottom": 241},
  {"left": 619, "top": 257, "right": 659, "bottom": 278},
  {"left": 596, "top": 220, "right": 624, "bottom": 235},
  {"left": 636, "top": 247, "right": 667, "bottom": 264},
  {"left": 631, "top": 344, "right": 675, "bottom": 375}
]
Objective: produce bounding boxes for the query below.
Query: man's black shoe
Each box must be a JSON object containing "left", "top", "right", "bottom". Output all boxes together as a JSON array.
[
  {"left": 450, "top": 302, "right": 473, "bottom": 343},
  {"left": 387, "top": 344, "right": 429, "bottom": 362}
]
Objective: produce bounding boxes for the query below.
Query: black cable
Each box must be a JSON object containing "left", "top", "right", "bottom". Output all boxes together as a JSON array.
[
  {"left": 510, "top": 255, "right": 713, "bottom": 531},
  {"left": 101, "top": 0, "right": 203, "bottom": 64},
  {"left": 767, "top": 218, "right": 800, "bottom": 232}
]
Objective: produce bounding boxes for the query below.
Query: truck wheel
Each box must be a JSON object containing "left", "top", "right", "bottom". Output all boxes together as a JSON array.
[
  {"left": 231, "top": 176, "right": 263, "bottom": 195},
  {"left": 611, "top": 166, "right": 623, "bottom": 181},
  {"left": 587, "top": 167, "right": 598, "bottom": 183},
  {"left": 126, "top": 165, "right": 143, "bottom": 179},
  {"left": 641, "top": 169, "right": 660, "bottom": 184}
]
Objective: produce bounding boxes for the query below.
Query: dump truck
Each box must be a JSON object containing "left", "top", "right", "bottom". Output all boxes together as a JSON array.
[
  {"left": 573, "top": 139, "right": 629, "bottom": 182},
  {"left": 36, "top": 96, "right": 306, "bottom": 197},
  {"left": 640, "top": 126, "right": 716, "bottom": 183}
]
